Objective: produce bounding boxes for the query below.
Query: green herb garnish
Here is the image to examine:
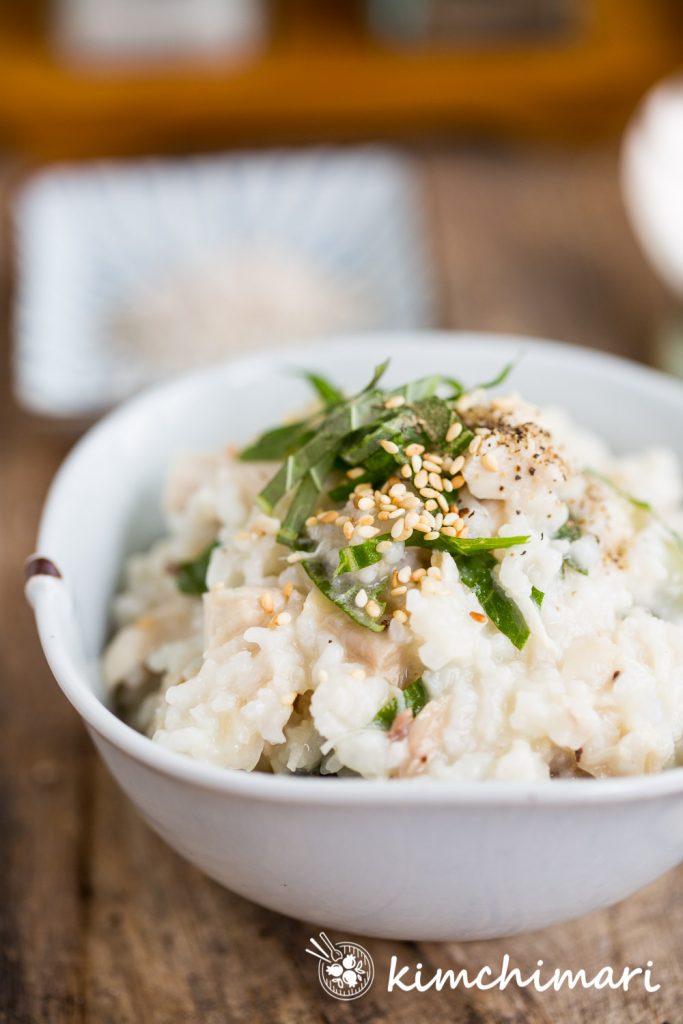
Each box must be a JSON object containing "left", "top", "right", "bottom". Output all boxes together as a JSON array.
[
  {"left": 277, "top": 453, "right": 337, "bottom": 548},
  {"left": 302, "top": 559, "right": 387, "bottom": 632},
  {"left": 239, "top": 360, "right": 527, "bottom": 640},
  {"left": 457, "top": 553, "right": 530, "bottom": 650},
  {"left": 531, "top": 586, "right": 544, "bottom": 608},
  {"left": 555, "top": 519, "right": 582, "bottom": 543},
  {"left": 334, "top": 532, "right": 529, "bottom": 576},
  {"left": 176, "top": 541, "right": 218, "bottom": 596},
  {"left": 374, "top": 677, "right": 429, "bottom": 729},
  {"left": 239, "top": 420, "right": 313, "bottom": 462},
  {"left": 587, "top": 469, "right": 683, "bottom": 554},
  {"left": 473, "top": 362, "right": 515, "bottom": 392},
  {"left": 300, "top": 371, "right": 344, "bottom": 409},
  {"left": 554, "top": 516, "right": 588, "bottom": 575},
  {"left": 332, "top": 532, "right": 530, "bottom": 648},
  {"left": 373, "top": 697, "right": 399, "bottom": 729}
]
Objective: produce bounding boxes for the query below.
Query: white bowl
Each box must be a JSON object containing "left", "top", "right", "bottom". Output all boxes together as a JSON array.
[
  {"left": 27, "top": 331, "right": 683, "bottom": 941},
  {"left": 621, "top": 75, "right": 683, "bottom": 300}
]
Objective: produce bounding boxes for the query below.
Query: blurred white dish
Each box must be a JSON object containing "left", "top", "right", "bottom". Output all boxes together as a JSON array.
[
  {"left": 27, "top": 332, "right": 683, "bottom": 941},
  {"left": 622, "top": 75, "right": 683, "bottom": 300},
  {"left": 14, "top": 149, "right": 434, "bottom": 419}
]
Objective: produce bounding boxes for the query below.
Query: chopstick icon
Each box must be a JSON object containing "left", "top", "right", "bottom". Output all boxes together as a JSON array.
[{"left": 305, "top": 931, "right": 342, "bottom": 963}]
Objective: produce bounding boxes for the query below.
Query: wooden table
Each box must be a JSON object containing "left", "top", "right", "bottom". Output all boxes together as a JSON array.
[{"left": 1, "top": 146, "right": 679, "bottom": 1023}]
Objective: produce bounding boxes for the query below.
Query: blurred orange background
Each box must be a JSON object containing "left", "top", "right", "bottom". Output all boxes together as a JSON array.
[{"left": 0, "top": 0, "right": 682, "bottom": 159}]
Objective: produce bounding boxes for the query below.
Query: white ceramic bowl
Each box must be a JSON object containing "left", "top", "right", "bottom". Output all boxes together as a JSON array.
[
  {"left": 27, "top": 332, "right": 683, "bottom": 941},
  {"left": 621, "top": 75, "right": 683, "bottom": 300}
]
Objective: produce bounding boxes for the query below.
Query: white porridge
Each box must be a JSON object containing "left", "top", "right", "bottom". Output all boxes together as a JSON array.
[{"left": 103, "top": 362, "right": 683, "bottom": 781}]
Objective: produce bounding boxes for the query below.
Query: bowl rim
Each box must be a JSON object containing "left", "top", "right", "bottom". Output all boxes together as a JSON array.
[{"left": 29, "top": 329, "right": 683, "bottom": 808}]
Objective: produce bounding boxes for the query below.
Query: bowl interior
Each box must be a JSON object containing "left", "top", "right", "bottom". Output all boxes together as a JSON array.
[{"left": 37, "top": 331, "right": 683, "bottom": 709}]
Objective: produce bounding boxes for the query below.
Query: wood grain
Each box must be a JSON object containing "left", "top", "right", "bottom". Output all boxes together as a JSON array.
[{"left": 0, "top": 147, "right": 680, "bottom": 1023}]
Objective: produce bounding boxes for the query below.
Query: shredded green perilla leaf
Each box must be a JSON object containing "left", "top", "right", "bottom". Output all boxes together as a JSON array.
[{"left": 237, "top": 359, "right": 531, "bottom": 648}]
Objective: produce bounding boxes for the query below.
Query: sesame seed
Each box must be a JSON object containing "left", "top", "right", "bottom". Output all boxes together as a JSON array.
[
  {"left": 443, "top": 479, "right": 454, "bottom": 493},
  {"left": 451, "top": 474, "right": 465, "bottom": 489},
  {"left": 391, "top": 519, "right": 406, "bottom": 540},
  {"left": 357, "top": 514, "right": 374, "bottom": 526},
  {"left": 357, "top": 496, "right": 375, "bottom": 511},
  {"left": 343, "top": 520, "right": 355, "bottom": 540},
  {"left": 305, "top": 516, "right": 318, "bottom": 527},
  {"left": 320, "top": 510, "right": 338, "bottom": 524},
  {"left": 425, "top": 531, "right": 440, "bottom": 540},
  {"left": 428, "top": 472, "right": 444, "bottom": 491},
  {"left": 391, "top": 585, "right": 408, "bottom": 596},
  {"left": 380, "top": 439, "right": 399, "bottom": 455},
  {"left": 377, "top": 510, "right": 390, "bottom": 521},
  {"left": 402, "top": 495, "right": 421, "bottom": 510},
  {"left": 347, "top": 467, "right": 365, "bottom": 479},
  {"left": 389, "top": 482, "right": 407, "bottom": 499},
  {"left": 358, "top": 525, "right": 380, "bottom": 539},
  {"left": 384, "top": 394, "right": 406, "bottom": 409},
  {"left": 377, "top": 540, "right": 392, "bottom": 554},
  {"left": 451, "top": 455, "right": 465, "bottom": 473},
  {"left": 366, "top": 600, "right": 381, "bottom": 618},
  {"left": 399, "top": 527, "right": 414, "bottom": 542},
  {"left": 259, "top": 592, "right": 274, "bottom": 612},
  {"left": 412, "top": 568, "right": 427, "bottom": 580},
  {"left": 413, "top": 521, "right": 430, "bottom": 532},
  {"left": 286, "top": 551, "right": 310, "bottom": 563},
  {"left": 469, "top": 436, "right": 482, "bottom": 455},
  {"left": 405, "top": 443, "right": 425, "bottom": 457},
  {"left": 388, "top": 508, "right": 405, "bottom": 520},
  {"left": 440, "top": 525, "right": 457, "bottom": 537},
  {"left": 354, "top": 589, "right": 369, "bottom": 608},
  {"left": 335, "top": 515, "right": 349, "bottom": 526},
  {"left": 482, "top": 452, "right": 499, "bottom": 472},
  {"left": 414, "top": 469, "right": 428, "bottom": 489},
  {"left": 275, "top": 612, "right": 291, "bottom": 626},
  {"left": 392, "top": 609, "right": 408, "bottom": 623},
  {"left": 423, "top": 460, "right": 441, "bottom": 473},
  {"left": 282, "top": 582, "right": 293, "bottom": 599},
  {"left": 405, "top": 511, "right": 420, "bottom": 530},
  {"left": 443, "top": 512, "right": 458, "bottom": 525},
  {"left": 397, "top": 565, "right": 412, "bottom": 583},
  {"left": 421, "top": 487, "right": 439, "bottom": 499},
  {"left": 446, "top": 421, "right": 463, "bottom": 443},
  {"left": 436, "top": 493, "right": 449, "bottom": 513},
  {"left": 411, "top": 454, "right": 423, "bottom": 474},
  {"left": 427, "top": 566, "right": 442, "bottom": 580},
  {"left": 470, "top": 611, "right": 487, "bottom": 624},
  {"left": 400, "top": 464, "right": 413, "bottom": 478},
  {"left": 424, "top": 499, "right": 438, "bottom": 512}
]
